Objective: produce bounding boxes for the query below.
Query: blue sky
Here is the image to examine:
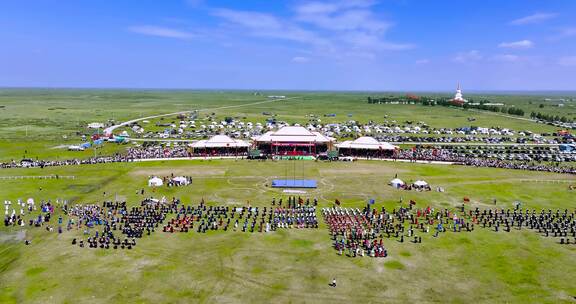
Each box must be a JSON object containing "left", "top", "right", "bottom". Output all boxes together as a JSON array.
[{"left": 0, "top": 0, "right": 575, "bottom": 91}]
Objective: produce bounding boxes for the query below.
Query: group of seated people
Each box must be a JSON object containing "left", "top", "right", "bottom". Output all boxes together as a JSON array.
[
  {"left": 162, "top": 197, "right": 318, "bottom": 234},
  {"left": 126, "top": 146, "right": 191, "bottom": 159},
  {"left": 1, "top": 144, "right": 573, "bottom": 175},
  {"left": 395, "top": 148, "right": 576, "bottom": 174},
  {"left": 66, "top": 198, "right": 176, "bottom": 250},
  {"left": 12, "top": 193, "right": 576, "bottom": 257},
  {"left": 470, "top": 207, "right": 576, "bottom": 244},
  {"left": 462, "top": 158, "right": 576, "bottom": 174},
  {"left": 72, "top": 235, "right": 136, "bottom": 249},
  {"left": 0, "top": 154, "right": 131, "bottom": 169}
]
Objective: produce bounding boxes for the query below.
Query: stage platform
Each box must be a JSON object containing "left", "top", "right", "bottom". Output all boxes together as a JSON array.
[{"left": 271, "top": 179, "right": 317, "bottom": 188}]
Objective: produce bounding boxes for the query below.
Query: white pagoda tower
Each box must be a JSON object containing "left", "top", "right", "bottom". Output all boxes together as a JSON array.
[{"left": 452, "top": 83, "right": 467, "bottom": 104}]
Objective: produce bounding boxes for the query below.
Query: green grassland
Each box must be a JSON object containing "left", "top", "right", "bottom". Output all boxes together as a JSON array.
[
  {"left": 1, "top": 89, "right": 572, "bottom": 162},
  {"left": 0, "top": 91, "right": 569, "bottom": 137},
  {"left": 0, "top": 89, "right": 575, "bottom": 303},
  {"left": 0, "top": 159, "right": 575, "bottom": 303}
]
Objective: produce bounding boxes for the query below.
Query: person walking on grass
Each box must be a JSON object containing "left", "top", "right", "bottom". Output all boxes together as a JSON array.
[{"left": 329, "top": 278, "right": 337, "bottom": 288}]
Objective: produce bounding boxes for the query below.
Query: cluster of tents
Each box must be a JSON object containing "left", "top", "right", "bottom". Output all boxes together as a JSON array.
[
  {"left": 68, "top": 136, "right": 127, "bottom": 151},
  {"left": 147, "top": 176, "right": 191, "bottom": 187},
  {"left": 389, "top": 178, "right": 429, "bottom": 189}
]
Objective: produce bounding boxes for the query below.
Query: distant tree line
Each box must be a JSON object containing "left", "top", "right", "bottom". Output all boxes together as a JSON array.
[
  {"left": 367, "top": 95, "right": 525, "bottom": 117},
  {"left": 530, "top": 112, "right": 574, "bottom": 123},
  {"left": 462, "top": 103, "right": 525, "bottom": 116}
]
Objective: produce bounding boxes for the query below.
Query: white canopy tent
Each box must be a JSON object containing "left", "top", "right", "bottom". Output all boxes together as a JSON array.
[
  {"left": 253, "top": 126, "right": 334, "bottom": 155},
  {"left": 148, "top": 176, "right": 163, "bottom": 187},
  {"left": 254, "top": 126, "right": 333, "bottom": 143},
  {"left": 413, "top": 180, "right": 429, "bottom": 187},
  {"left": 172, "top": 176, "right": 190, "bottom": 186},
  {"left": 190, "top": 135, "right": 249, "bottom": 149},
  {"left": 390, "top": 178, "right": 405, "bottom": 188},
  {"left": 337, "top": 137, "right": 398, "bottom": 150}
]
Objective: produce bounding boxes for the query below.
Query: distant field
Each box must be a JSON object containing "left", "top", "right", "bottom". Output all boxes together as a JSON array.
[{"left": 0, "top": 89, "right": 573, "bottom": 162}]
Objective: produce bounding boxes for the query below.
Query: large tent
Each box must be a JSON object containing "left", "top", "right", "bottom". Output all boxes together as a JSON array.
[
  {"left": 337, "top": 137, "right": 398, "bottom": 158},
  {"left": 190, "top": 135, "right": 249, "bottom": 156},
  {"left": 254, "top": 126, "right": 334, "bottom": 156}
]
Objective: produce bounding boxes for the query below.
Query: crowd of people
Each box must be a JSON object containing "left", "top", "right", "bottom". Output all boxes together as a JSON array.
[
  {"left": 471, "top": 207, "right": 576, "bottom": 244},
  {"left": 8, "top": 196, "right": 320, "bottom": 249},
  {"left": 0, "top": 143, "right": 573, "bottom": 175},
  {"left": 0, "top": 155, "right": 130, "bottom": 169},
  {"left": 322, "top": 200, "right": 576, "bottom": 259},
  {"left": 6, "top": 193, "right": 576, "bottom": 259},
  {"left": 325, "top": 203, "right": 479, "bottom": 258},
  {"left": 461, "top": 159, "right": 576, "bottom": 174},
  {"left": 392, "top": 148, "right": 576, "bottom": 174},
  {"left": 65, "top": 198, "right": 175, "bottom": 250},
  {"left": 126, "top": 146, "right": 191, "bottom": 159},
  {"left": 162, "top": 197, "right": 318, "bottom": 234}
]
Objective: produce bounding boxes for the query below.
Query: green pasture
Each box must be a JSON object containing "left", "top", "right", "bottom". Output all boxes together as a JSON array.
[
  {"left": 0, "top": 159, "right": 575, "bottom": 303},
  {"left": 0, "top": 89, "right": 570, "bottom": 142},
  {"left": 0, "top": 89, "right": 572, "bottom": 163},
  {"left": 0, "top": 89, "right": 575, "bottom": 303}
]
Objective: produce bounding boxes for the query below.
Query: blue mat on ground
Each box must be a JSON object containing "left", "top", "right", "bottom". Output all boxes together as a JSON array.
[{"left": 272, "top": 179, "right": 317, "bottom": 188}]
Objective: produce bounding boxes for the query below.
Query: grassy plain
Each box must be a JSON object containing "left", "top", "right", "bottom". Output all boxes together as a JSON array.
[
  {"left": 0, "top": 159, "right": 575, "bottom": 303},
  {"left": 0, "top": 89, "right": 575, "bottom": 303}
]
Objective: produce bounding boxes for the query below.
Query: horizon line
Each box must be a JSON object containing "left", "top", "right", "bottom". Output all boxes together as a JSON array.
[{"left": 0, "top": 86, "right": 575, "bottom": 96}]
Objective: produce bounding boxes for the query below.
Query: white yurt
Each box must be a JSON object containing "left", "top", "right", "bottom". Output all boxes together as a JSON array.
[
  {"left": 413, "top": 180, "right": 429, "bottom": 187},
  {"left": 172, "top": 176, "right": 190, "bottom": 186},
  {"left": 148, "top": 176, "right": 163, "bottom": 187},
  {"left": 390, "top": 178, "right": 405, "bottom": 188}
]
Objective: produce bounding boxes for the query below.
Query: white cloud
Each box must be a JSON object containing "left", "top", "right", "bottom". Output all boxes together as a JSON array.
[
  {"left": 128, "top": 26, "right": 196, "bottom": 40},
  {"left": 558, "top": 56, "right": 576, "bottom": 66},
  {"left": 510, "top": 13, "right": 557, "bottom": 25},
  {"left": 212, "top": 9, "right": 330, "bottom": 48},
  {"left": 295, "top": 1, "right": 389, "bottom": 32},
  {"left": 453, "top": 50, "right": 483, "bottom": 63},
  {"left": 498, "top": 40, "right": 534, "bottom": 49},
  {"left": 210, "top": 1, "right": 413, "bottom": 59},
  {"left": 291, "top": 56, "right": 310, "bottom": 63}
]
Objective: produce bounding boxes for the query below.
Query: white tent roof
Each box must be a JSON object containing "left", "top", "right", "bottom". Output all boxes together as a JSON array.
[
  {"left": 190, "top": 135, "right": 250, "bottom": 148},
  {"left": 172, "top": 176, "right": 187, "bottom": 183},
  {"left": 413, "top": 180, "right": 428, "bottom": 187},
  {"left": 390, "top": 178, "right": 405, "bottom": 185},
  {"left": 255, "top": 126, "right": 333, "bottom": 143},
  {"left": 172, "top": 176, "right": 189, "bottom": 185},
  {"left": 148, "top": 177, "right": 163, "bottom": 187},
  {"left": 336, "top": 137, "right": 398, "bottom": 150}
]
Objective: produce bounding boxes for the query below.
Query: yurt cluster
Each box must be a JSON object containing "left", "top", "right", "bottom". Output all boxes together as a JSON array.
[{"left": 186, "top": 126, "right": 398, "bottom": 158}]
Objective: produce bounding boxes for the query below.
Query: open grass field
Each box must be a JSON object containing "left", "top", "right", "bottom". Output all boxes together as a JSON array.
[
  {"left": 0, "top": 89, "right": 575, "bottom": 303},
  {"left": 0, "top": 159, "right": 575, "bottom": 303},
  {"left": 1, "top": 90, "right": 570, "bottom": 137},
  {"left": 0, "top": 89, "right": 573, "bottom": 160}
]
